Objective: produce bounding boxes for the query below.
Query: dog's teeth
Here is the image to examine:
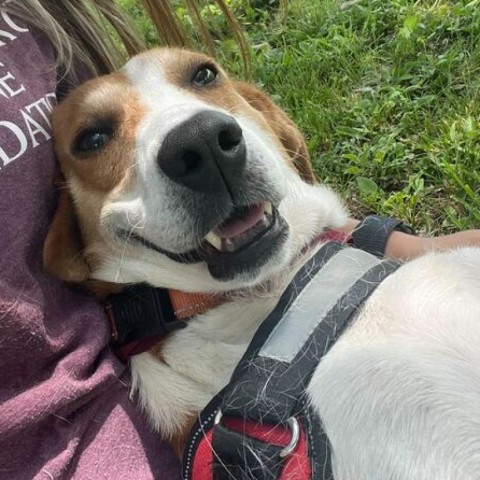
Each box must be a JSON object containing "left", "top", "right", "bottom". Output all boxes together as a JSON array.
[
  {"left": 264, "top": 202, "right": 273, "bottom": 215},
  {"left": 205, "top": 231, "right": 222, "bottom": 250}
]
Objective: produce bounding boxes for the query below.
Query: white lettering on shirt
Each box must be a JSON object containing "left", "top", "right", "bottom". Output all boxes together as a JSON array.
[
  {"left": 26, "top": 97, "right": 53, "bottom": 127},
  {"left": 0, "top": 11, "right": 54, "bottom": 170},
  {"left": 0, "top": 26, "right": 16, "bottom": 46},
  {"left": 0, "top": 63, "right": 26, "bottom": 98},
  {"left": 0, "top": 92, "right": 56, "bottom": 169},
  {"left": 1, "top": 11, "right": 29, "bottom": 33},
  {"left": 0, "top": 120, "right": 27, "bottom": 166},
  {"left": 0, "top": 9, "right": 29, "bottom": 47},
  {"left": 21, "top": 108, "right": 51, "bottom": 148}
]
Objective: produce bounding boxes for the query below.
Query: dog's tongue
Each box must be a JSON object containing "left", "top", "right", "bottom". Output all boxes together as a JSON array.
[{"left": 213, "top": 204, "right": 265, "bottom": 239}]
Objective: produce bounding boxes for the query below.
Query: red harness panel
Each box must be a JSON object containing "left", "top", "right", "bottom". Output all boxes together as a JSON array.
[{"left": 191, "top": 417, "right": 311, "bottom": 480}]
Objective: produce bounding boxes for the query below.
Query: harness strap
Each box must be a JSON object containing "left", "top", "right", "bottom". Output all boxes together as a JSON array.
[
  {"left": 182, "top": 243, "right": 344, "bottom": 480},
  {"left": 210, "top": 245, "right": 400, "bottom": 479}
]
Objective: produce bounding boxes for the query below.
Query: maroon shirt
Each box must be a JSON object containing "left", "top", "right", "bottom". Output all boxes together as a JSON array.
[{"left": 0, "top": 11, "right": 180, "bottom": 480}]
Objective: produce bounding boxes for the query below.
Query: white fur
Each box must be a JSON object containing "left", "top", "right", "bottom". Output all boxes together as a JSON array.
[
  {"left": 89, "top": 55, "right": 480, "bottom": 479},
  {"left": 131, "top": 296, "right": 279, "bottom": 437},
  {"left": 308, "top": 248, "right": 480, "bottom": 479}
]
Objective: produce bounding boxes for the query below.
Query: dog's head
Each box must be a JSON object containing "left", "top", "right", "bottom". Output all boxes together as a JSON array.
[{"left": 45, "top": 48, "right": 345, "bottom": 293}]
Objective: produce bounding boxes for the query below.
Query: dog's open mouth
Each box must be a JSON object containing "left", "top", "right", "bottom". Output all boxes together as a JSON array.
[
  {"left": 200, "top": 201, "right": 288, "bottom": 280},
  {"left": 119, "top": 201, "right": 288, "bottom": 281},
  {"left": 204, "top": 202, "right": 274, "bottom": 253}
]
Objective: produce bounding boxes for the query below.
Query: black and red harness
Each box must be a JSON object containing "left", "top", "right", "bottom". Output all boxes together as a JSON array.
[
  {"left": 182, "top": 241, "right": 399, "bottom": 480},
  {"left": 105, "top": 217, "right": 413, "bottom": 480}
]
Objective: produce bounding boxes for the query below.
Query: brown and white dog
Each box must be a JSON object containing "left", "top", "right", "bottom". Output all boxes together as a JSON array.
[{"left": 44, "top": 48, "right": 480, "bottom": 479}]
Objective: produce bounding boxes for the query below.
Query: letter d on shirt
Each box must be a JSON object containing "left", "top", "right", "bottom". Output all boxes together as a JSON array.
[{"left": 0, "top": 120, "right": 27, "bottom": 167}]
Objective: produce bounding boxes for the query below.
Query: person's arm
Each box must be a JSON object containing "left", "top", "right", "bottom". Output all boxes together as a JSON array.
[{"left": 337, "top": 218, "right": 480, "bottom": 260}]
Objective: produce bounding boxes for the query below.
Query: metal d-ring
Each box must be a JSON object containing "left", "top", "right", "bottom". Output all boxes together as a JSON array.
[{"left": 279, "top": 417, "right": 300, "bottom": 458}]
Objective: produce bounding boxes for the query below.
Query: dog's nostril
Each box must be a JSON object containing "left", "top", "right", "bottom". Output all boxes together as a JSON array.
[
  {"left": 218, "top": 128, "right": 242, "bottom": 151},
  {"left": 182, "top": 151, "right": 202, "bottom": 175}
]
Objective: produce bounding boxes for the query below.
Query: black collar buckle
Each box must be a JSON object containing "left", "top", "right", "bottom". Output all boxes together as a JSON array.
[{"left": 105, "top": 283, "right": 187, "bottom": 347}]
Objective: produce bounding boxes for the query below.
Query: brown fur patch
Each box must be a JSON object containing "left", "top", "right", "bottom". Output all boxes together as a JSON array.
[
  {"left": 43, "top": 186, "right": 90, "bottom": 283},
  {"left": 170, "top": 414, "right": 198, "bottom": 459},
  {"left": 232, "top": 81, "right": 316, "bottom": 184},
  {"left": 45, "top": 72, "right": 146, "bottom": 286},
  {"left": 53, "top": 72, "right": 144, "bottom": 193}
]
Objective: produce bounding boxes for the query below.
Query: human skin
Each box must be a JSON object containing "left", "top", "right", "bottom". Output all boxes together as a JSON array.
[{"left": 338, "top": 218, "right": 480, "bottom": 260}]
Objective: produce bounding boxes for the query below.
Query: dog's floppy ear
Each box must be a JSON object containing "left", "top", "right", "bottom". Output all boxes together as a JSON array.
[
  {"left": 234, "top": 81, "right": 316, "bottom": 184},
  {"left": 43, "top": 186, "right": 90, "bottom": 283}
]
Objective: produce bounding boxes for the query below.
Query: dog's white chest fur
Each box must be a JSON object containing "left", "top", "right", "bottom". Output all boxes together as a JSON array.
[{"left": 130, "top": 295, "right": 278, "bottom": 435}]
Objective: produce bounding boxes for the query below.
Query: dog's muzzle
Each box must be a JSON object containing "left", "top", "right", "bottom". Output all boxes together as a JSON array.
[{"left": 124, "top": 109, "right": 289, "bottom": 281}]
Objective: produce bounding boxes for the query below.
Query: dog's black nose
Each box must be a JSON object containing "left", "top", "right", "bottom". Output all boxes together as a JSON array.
[{"left": 157, "top": 111, "right": 246, "bottom": 194}]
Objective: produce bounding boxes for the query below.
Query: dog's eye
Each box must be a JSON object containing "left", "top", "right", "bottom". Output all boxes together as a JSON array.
[
  {"left": 192, "top": 65, "right": 218, "bottom": 87},
  {"left": 75, "top": 129, "right": 111, "bottom": 153}
]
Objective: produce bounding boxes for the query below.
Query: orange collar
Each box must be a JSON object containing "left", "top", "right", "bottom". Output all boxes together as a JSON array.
[
  {"left": 168, "top": 288, "right": 226, "bottom": 320},
  {"left": 105, "top": 285, "right": 227, "bottom": 361}
]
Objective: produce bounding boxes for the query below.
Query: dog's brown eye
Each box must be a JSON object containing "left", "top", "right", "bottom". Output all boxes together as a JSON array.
[
  {"left": 75, "top": 129, "right": 111, "bottom": 153},
  {"left": 192, "top": 66, "right": 217, "bottom": 87}
]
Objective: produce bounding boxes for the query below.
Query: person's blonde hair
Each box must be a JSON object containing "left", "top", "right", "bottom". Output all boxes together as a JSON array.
[{"left": 1, "top": 0, "right": 247, "bottom": 82}]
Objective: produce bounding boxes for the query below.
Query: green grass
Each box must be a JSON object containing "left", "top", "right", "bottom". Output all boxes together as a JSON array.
[{"left": 119, "top": 0, "right": 480, "bottom": 233}]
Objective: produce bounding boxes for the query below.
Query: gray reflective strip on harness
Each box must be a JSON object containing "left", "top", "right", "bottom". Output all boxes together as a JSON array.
[
  {"left": 209, "top": 243, "right": 400, "bottom": 480},
  {"left": 259, "top": 248, "right": 382, "bottom": 363}
]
